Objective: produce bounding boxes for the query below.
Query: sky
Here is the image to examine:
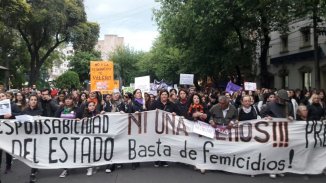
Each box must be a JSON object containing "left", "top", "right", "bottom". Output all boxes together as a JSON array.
[{"left": 84, "top": 0, "right": 160, "bottom": 52}]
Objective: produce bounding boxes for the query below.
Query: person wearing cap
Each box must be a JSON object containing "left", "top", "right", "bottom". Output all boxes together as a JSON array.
[{"left": 261, "top": 89, "right": 294, "bottom": 121}]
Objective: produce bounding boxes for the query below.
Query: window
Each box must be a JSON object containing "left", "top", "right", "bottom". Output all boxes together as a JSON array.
[
  {"left": 300, "top": 27, "right": 311, "bottom": 47},
  {"left": 280, "top": 35, "right": 288, "bottom": 52},
  {"left": 303, "top": 72, "right": 312, "bottom": 90}
]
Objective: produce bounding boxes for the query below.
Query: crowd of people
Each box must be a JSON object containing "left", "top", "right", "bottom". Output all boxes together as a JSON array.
[{"left": 0, "top": 85, "right": 325, "bottom": 182}]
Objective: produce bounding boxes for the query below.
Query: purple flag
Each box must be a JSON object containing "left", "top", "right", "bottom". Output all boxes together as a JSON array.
[{"left": 225, "top": 82, "right": 241, "bottom": 94}]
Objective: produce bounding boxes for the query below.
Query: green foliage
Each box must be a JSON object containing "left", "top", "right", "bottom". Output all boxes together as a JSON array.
[
  {"left": 110, "top": 46, "right": 144, "bottom": 86},
  {"left": 0, "top": 0, "right": 99, "bottom": 86},
  {"left": 55, "top": 71, "right": 80, "bottom": 90},
  {"left": 68, "top": 50, "right": 101, "bottom": 82}
]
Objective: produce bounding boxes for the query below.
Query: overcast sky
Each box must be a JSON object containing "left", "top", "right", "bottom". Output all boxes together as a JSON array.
[{"left": 84, "top": 0, "right": 160, "bottom": 52}]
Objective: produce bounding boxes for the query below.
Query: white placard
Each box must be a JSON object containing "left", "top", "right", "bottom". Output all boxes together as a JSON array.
[
  {"left": 180, "top": 74, "right": 194, "bottom": 85},
  {"left": 193, "top": 121, "right": 215, "bottom": 138},
  {"left": 134, "top": 76, "right": 150, "bottom": 92},
  {"left": 244, "top": 82, "right": 257, "bottom": 91},
  {"left": 0, "top": 99, "right": 11, "bottom": 115},
  {"left": 15, "top": 115, "right": 34, "bottom": 122}
]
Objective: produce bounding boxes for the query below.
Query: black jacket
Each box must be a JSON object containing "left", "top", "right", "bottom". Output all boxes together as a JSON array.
[
  {"left": 261, "top": 101, "right": 294, "bottom": 118},
  {"left": 22, "top": 107, "right": 43, "bottom": 116},
  {"left": 149, "top": 100, "right": 180, "bottom": 115},
  {"left": 41, "top": 99, "right": 59, "bottom": 117},
  {"left": 307, "top": 103, "right": 325, "bottom": 121}
]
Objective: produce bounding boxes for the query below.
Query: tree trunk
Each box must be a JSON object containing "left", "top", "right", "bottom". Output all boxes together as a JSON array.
[{"left": 259, "top": 12, "right": 271, "bottom": 88}]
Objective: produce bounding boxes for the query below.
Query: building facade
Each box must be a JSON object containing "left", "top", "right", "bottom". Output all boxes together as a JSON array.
[
  {"left": 267, "top": 19, "right": 326, "bottom": 90},
  {"left": 95, "top": 34, "right": 124, "bottom": 60},
  {"left": 48, "top": 45, "right": 74, "bottom": 81}
]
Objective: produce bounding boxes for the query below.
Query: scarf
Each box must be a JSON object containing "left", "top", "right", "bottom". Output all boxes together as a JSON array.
[
  {"left": 87, "top": 98, "right": 98, "bottom": 106},
  {"left": 180, "top": 98, "right": 187, "bottom": 105},
  {"left": 63, "top": 107, "right": 73, "bottom": 114},
  {"left": 135, "top": 98, "right": 143, "bottom": 105},
  {"left": 188, "top": 103, "right": 204, "bottom": 114}
]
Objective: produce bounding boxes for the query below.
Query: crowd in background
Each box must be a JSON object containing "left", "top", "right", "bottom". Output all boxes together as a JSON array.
[{"left": 0, "top": 85, "right": 325, "bottom": 182}]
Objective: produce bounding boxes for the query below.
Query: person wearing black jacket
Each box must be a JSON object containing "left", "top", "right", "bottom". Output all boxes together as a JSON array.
[
  {"left": 40, "top": 88, "right": 59, "bottom": 117},
  {"left": 307, "top": 94, "right": 325, "bottom": 120},
  {"left": 149, "top": 89, "right": 180, "bottom": 168},
  {"left": 21, "top": 95, "right": 42, "bottom": 182},
  {"left": 175, "top": 88, "right": 189, "bottom": 118},
  {"left": 0, "top": 92, "right": 20, "bottom": 176}
]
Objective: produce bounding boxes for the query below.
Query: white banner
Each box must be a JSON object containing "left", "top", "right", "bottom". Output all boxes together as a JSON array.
[
  {"left": 0, "top": 111, "right": 325, "bottom": 175},
  {"left": 135, "top": 76, "right": 150, "bottom": 92},
  {"left": 244, "top": 82, "right": 257, "bottom": 91},
  {"left": 0, "top": 99, "right": 11, "bottom": 115},
  {"left": 180, "top": 74, "right": 194, "bottom": 85}
]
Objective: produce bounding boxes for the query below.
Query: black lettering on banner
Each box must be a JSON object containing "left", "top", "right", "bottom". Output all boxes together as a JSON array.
[
  {"left": 71, "top": 137, "right": 80, "bottom": 163},
  {"left": 24, "top": 122, "right": 33, "bottom": 134},
  {"left": 81, "top": 137, "right": 91, "bottom": 163},
  {"left": 314, "top": 120, "right": 323, "bottom": 147},
  {"left": 254, "top": 121, "right": 269, "bottom": 143},
  {"left": 23, "top": 138, "right": 33, "bottom": 159},
  {"left": 86, "top": 118, "right": 92, "bottom": 134},
  {"left": 236, "top": 157, "right": 245, "bottom": 168},
  {"left": 4, "top": 122, "right": 14, "bottom": 135},
  {"left": 210, "top": 155, "right": 218, "bottom": 163},
  {"left": 49, "top": 137, "right": 57, "bottom": 163},
  {"left": 155, "top": 110, "right": 164, "bottom": 134},
  {"left": 278, "top": 160, "right": 285, "bottom": 170},
  {"left": 203, "top": 141, "right": 213, "bottom": 163},
  {"left": 93, "top": 137, "right": 103, "bottom": 162},
  {"left": 138, "top": 145, "right": 147, "bottom": 157},
  {"left": 148, "top": 145, "right": 155, "bottom": 156},
  {"left": 176, "top": 118, "right": 188, "bottom": 136},
  {"left": 239, "top": 123, "right": 252, "bottom": 142},
  {"left": 62, "top": 120, "right": 70, "bottom": 134},
  {"left": 44, "top": 119, "right": 51, "bottom": 134},
  {"left": 104, "top": 137, "right": 114, "bottom": 161},
  {"left": 12, "top": 140, "right": 22, "bottom": 156},
  {"left": 33, "top": 138, "right": 39, "bottom": 163},
  {"left": 166, "top": 114, "right": 175, "bottom": 135},
  {"left": 14, "top": 121, "right": 22, "bottom": 135},
  {"left": 74, "top": 119, "right": 79, "bottom": 134},
  {"left": 128, "top": 139, "right": 136, "bottom": 160},
  {"left": 179, "top": 140, "right": 197, "bottom": 160},
  {"left": 52, "top": 119, "right": 61, "bottom": 134},
  {"left": 92, "top": 116, "right": 101, "bottom": 134},
  {"left": 251, "top": 153, "right": 261, "bottom": 170},
  {"left": 34, "top": 120, "right": 38, "bottom": 134},
  {"left": 59, "top": 137, "right": 68, "bottom": 163},
  {"left": 102, "top": 115, "right": 109, "bottom": 133}
]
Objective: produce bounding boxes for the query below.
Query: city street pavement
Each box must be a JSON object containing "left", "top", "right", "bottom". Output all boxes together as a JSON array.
[{"left": 1, "top": 159, "right": 325, "bottom": 183}]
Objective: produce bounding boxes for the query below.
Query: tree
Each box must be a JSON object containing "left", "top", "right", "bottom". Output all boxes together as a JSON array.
[
  {"left": 68, "top": 50, "right": 101, "bottom": 83},
  {"left": 110, "top": 46, "right": 144, "bottom": 86},
  {"left": 154, "top": 0, "right": 292, "bottom": 88},
  {"left": 55, "top": 71, "right": 80, "bottom": 90},
  {"left": 1, "top": 0, "right": 99, "bottom": 86}
]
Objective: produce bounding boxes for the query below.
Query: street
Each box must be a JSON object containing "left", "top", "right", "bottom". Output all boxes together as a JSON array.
[{"left": 1, "top": 159, "right": 325, "bottom": 183}]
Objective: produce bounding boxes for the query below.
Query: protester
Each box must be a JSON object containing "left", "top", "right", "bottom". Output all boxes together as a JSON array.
[
  {"left": 14, "top": 92, "right": 27, "bottom": 112},
  {"left": 175, "top": 88, "right": 189, "bottom": 117},
  {"left": 307, "top": 94, "right": 325, "bottom": 120},
  {"left": 209, "top": 95, "right": 238, "bottom": 128},
  {"left": 186, "top": 93, "right": 207, "bottom": 122},
  {"left": 22, "top": 95, "right": 43, "bottom": 182},
  {"left": 40, "top": 88, "right": 59, "bottom": 117},
  {"left": 238, "top": 95, "right": 260, "bottom": 121},
  {"left": 56, "top": 95, "right": 82, "bottom": 178},
  {"left": 150, "top": 89, "right": 180, "bottom": 167},
  {"left": 296, "top": 105, "right": 308, "bottom": 121}
]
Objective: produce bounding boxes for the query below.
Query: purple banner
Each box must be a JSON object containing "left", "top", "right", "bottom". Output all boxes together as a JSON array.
[{"left": 225, "top": 82, "right": 241, "bottom": 93}]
